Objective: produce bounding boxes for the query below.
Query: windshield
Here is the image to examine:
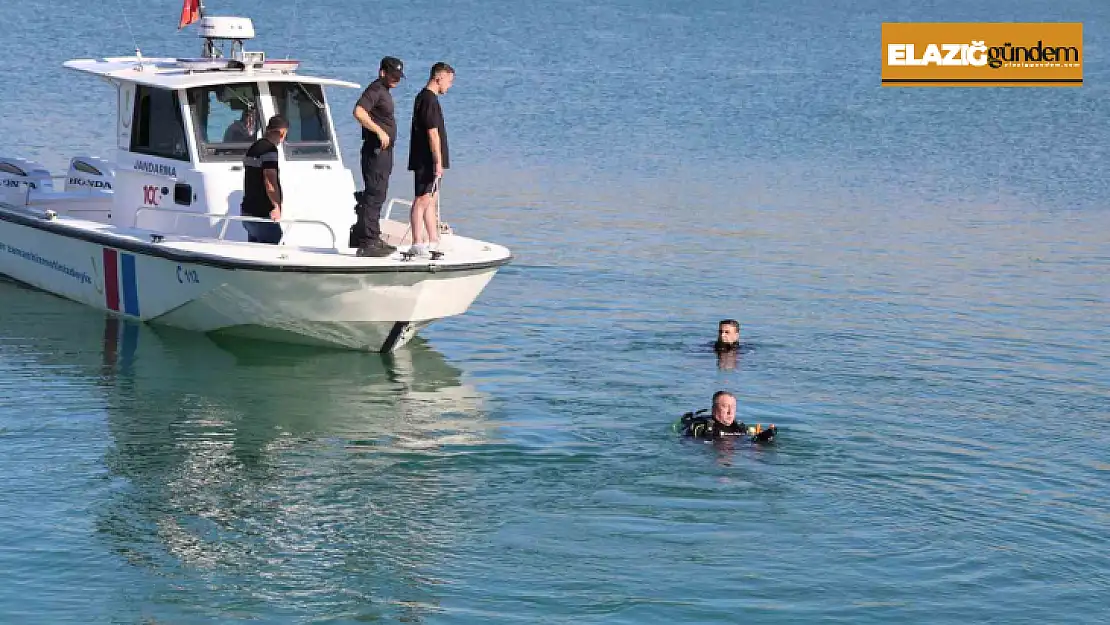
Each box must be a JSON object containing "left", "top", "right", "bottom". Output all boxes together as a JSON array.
[
  {"left": 270, "top": 82, "right": 337, "bottom": 160},
  {"left": 186, "top": 83, "right": 262, "bottom": 162}
]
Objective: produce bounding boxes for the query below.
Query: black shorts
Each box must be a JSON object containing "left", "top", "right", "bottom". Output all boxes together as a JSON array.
[{"left": 413, "top": 169, "right": 439, "bottom": 197}]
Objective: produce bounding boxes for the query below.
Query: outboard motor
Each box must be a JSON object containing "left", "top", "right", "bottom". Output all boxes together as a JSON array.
[
  {"left": 0, "top": 157, "right": 53, "bottom": 204},
  {"left": 64, "top": 156, "right": 115, "bottom": 193}
]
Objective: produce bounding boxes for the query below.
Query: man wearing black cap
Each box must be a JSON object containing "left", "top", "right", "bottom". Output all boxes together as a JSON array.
[{"left": 350, "top": 56, "right": 405, "bottom": 257}]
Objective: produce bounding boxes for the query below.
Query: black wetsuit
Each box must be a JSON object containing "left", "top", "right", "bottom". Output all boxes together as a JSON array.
[{"left": 678, "top": 413, "right": 776, "bottom": 443}]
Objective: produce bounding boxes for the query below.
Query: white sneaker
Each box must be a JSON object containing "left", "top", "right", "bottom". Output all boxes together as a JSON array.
[{"left": 406, "top": 244, "right": 431, "bottom": 258}]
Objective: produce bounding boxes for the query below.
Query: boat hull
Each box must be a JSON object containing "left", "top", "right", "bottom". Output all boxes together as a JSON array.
[{"left": 0, "top": 208, "right": 502, "bottom": 352}]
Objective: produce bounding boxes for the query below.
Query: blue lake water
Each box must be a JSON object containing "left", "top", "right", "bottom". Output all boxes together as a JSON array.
[{"left": 1, "top": 0, "right": 1109, "bottom": 622}]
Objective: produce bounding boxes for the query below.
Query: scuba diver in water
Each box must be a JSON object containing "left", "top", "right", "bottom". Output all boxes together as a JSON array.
[{"left": 675, "top": 390, "right": 777, "bottom": 443}]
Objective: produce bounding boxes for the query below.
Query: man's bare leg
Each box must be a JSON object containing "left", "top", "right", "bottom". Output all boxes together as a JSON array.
[
  {"left": 410, "top": 195, "right": 431, "bottom": 248},
  {"left": 423, "top": 190, "right": 440, "bottom": 250}
]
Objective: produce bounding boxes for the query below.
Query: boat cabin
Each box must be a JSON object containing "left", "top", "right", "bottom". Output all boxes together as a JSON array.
[{"left": 0, "top": 16, "right": 362, "bottom": 249}]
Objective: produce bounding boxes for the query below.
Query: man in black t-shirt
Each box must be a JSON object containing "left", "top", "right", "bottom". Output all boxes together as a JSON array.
[
  {"left": 351, "top": 56, "right": 405, "bottom": 257},
  {"left": 406, "top": 62, "right": 454, "bottom": 257},
  {"left": 240, "top": 115, "right": 289, "bottom": 244}
]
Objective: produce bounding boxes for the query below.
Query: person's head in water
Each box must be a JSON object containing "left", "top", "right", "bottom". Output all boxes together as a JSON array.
[
  {"left": 712, "top": 390, "right": 736, "bottom": 426},
  {"left": 715, "top": 319, "right": 740, "bottom": 351}
]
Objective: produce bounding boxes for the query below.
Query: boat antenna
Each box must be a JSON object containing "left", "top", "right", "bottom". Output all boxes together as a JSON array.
[
  {"left": 284, "top": 0, "right": 300, "bottom": 59},
  {"left": 197, "top": 1, "right": 213, "bottom": 58},
  {"left": 112, "top": 0, "right": 143, "bottom": 67}
]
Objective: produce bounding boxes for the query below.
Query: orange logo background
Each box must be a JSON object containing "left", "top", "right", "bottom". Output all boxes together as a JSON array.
[{"left": 881, "top": 22, "right": 1083, "bottom": 87}]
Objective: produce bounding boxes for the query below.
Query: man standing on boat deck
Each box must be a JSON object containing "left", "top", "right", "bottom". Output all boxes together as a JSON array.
[
  {"left": 406, "top": 62, "right": 454, "bottom": 257},
  {"left": 351, "top": 56, "right": 405, "bottom": 257},
  {"left": 240, "top": 115, "right": 289, "bottom": 245}
]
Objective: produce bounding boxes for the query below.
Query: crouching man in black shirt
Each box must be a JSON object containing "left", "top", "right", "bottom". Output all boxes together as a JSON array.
[{"left": 240, "top": 115, "right": 289, "bottom": 244}]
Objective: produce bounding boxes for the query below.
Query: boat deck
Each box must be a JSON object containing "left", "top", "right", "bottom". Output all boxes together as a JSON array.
[{"left": 0, "top": 202, "right": 511, "bottom": 273}]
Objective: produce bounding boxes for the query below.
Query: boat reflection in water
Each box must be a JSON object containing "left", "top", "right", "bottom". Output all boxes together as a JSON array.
[{"left": 1, "top": 278, "right": 497, "bottom": 622}]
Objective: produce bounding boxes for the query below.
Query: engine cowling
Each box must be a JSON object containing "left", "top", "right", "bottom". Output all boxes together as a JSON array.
[{"left": 64, "top": 156, "right": 115, "bottom": 192}]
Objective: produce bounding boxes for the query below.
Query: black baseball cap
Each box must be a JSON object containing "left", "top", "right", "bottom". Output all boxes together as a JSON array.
[
  {"left": 380, "top": 56, "right": 405, "bottom": 79},
  {"left": 266, "top": 114, "right": 289, "bottom": 131}
]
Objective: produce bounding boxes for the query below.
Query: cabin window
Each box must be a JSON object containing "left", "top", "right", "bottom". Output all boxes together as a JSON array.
[
  {"left": 130, "top": 86, "right": 190, "bottom": 161},
  {"left": 270, "top": 82, "right": 337, "bottom": 160},
  {"left": 186, "top": 84, "right": 263, "bottom": 162}
]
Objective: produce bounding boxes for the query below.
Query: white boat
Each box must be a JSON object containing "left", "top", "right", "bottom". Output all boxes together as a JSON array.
[{"left": 0, "top": 13, "right": 511, "bottom": 353}]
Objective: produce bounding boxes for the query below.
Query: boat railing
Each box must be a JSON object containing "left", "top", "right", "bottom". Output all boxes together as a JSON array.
[
  {"left": 133, "top": 207, "right": 339, "bottom": 249},
  {"left": 382, "top": 197, "right": 452, "bottom": 234},
  {"left": 383, "top": 197, "right": 411, "bottom": 221}
]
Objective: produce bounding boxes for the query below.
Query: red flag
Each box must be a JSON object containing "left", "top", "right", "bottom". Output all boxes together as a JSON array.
[{"left": 178, "top": 0, "right": 200, "bottom": 29}]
